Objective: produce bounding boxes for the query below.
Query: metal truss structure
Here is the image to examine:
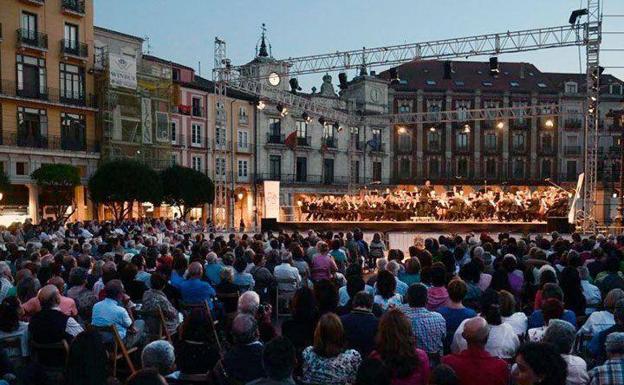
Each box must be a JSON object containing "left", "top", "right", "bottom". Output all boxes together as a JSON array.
[{"left": 214, "top": 0, "right": 602, "bottom": 232}]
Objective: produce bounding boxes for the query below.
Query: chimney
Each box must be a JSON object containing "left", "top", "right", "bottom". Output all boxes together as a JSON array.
[{"left": 520, "top": 63, "right": 525, "bottom": 79}]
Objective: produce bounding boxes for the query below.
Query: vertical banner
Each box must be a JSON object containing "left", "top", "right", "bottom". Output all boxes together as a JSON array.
[
  {"left": 263, "top": 181, "right": 280, "bottom": 219},
  {"left": 141, "top": 98, "right": 153, "bottom": 144}
]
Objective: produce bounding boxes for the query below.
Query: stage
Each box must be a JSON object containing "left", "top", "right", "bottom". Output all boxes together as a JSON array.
[{"left": 273, "top": 220, "right": 551, "bottom": 233}]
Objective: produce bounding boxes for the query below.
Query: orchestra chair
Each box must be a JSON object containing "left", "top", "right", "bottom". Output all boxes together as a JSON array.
[
  {"left": 30, "top": 339, "right": 70, "bottom": 384},
  {"left": 89, "top": 324, "right": 137, "bottom": 378},
  {"left": 216, "top": 291, "right": 240, "bottom": 318},
  {"left": 136, "top": 305, "right": 174, "bottom": 344},
  {"left": 275, "top": 277, "right": 298, "bottom": 319}
]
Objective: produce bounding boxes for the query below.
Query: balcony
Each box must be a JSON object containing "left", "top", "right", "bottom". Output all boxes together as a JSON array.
[
  {"left": 610, "top": 145, "right": 621, "bottom": 155},
  {"left": 2, "top": 133, "right": 99, "bottom": 153},
  {"left": 1, "top": 80, "right": 96, "bottom": 108},
  {"left": 538, "top": 145, "right": 555, "bottom": 156},
  {"left": 189, "top": 136, "right": 205, "bottom": 148},
  {"left": 61, "top": 40, "right": 88, "bottom": 59},
  {"left": 255, "top": 173, "right": 366, "bottom": 186},
  {"left": 17, "top": 29, "right": 48, "bottom": 51},
  {"left": 239, "top": 114, "right": 249, "bottom": 125},
  {"left": 369, "top": 142, "right": 385, "bottom": 153},
  {"left": 171, "top": 134, "right": 186, "bottom": 147},
  {"left": 266, "top": 133, "right": 285, "bottom": 145},
  {"left": 20, "top": 0, "right": 44, "bottom": 5},
  {"left": 323, "top": 137, "right": 338, "bottom": 149},
  {"left": 426, "top": 142, "right": 442, "bottom": 153},
  {"left": 511, "top": 119, "right": 530, "bottom": 129},
  {"left": 454, "top": 144, "right": 470, "bottom": 154},
  {"left": 297, "top": 136, "right": 312, "bottom": 147},
  {"left": 511, "top": 145, "right": 527, "bottom": 155},
  {"left": 564, "top": 146, "right": 581, "bottom": 156},
  {"left": 564, "top": 119, "right": 583, "bottom": 129},
  {"left": 237, "top": 142, "right": 251, "bottom": 152},
  {"left": 192, "top": 106, "right": 205, "bottom": 118},
  {"left": 61, "top": 0, "right": 85, "bottom": 16},
  {"left": 352, "top": 141, "right": 365, "bottom": 151},
  {"left": 397, "top": 144, "right": 412, "bottom": 154}
]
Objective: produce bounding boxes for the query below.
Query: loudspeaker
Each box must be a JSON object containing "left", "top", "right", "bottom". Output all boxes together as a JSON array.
[
  {"left": 547, "top": 217, "right": 572, "bottom": 234},
  {"left": 261, "top": 218, "right": 278, "bottom": 232}
]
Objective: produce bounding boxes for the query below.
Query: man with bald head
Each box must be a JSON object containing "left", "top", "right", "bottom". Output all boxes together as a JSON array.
[
  {"left": 22, "top": 276, "right": 78, "bottom": 318},
  {"left": 441, "top": 317, "right": 510, "bottom": 385},
  {"left": 28, "top": 284, "right": 83, "bottom": 348},
  {"left": 174, "top": 261, "right": 216, "bottom": 309},
  {"left": 222, "top": 313, "right": 264, "bottom": 384}
]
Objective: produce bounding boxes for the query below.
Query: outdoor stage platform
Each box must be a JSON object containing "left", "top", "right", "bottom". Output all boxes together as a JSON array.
[{"left": 274, "top": 220, "right": 551, "bottom": 233}]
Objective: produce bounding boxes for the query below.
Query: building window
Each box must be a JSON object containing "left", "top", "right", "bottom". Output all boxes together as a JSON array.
[
  {"left": 399, "top": 158, "right": 411, "bottom": 179},
  {"left": 17, "top": 54, "right": 47, "bottom": 98},
  {"left": 296, "top": 157, "right": 307, "bottom": 182},
  {"left": 427, "top": 101, "right": 442, "bottom": 121},
  {"left": 512, "top": 133, "right": 525, "bottom": 150},
  {"left": 16, "top": 162, "right": 27, "bottom": 176},
  {"left": 398, "top": 132, "right": 411, "bottom": 152},
  {"left": 192, "top": 156, "right": 203, "bottom": 172},
  {"left": 457, "top": 158, "right": 469, "bottom": 177},
  {"left": 456, "top": 100, "right": 470, "bottom": 121},
  {"left": 510, "top": 81, "right": 520, "bottom": 87},
  {"left": 429, "top": 158, "right": 440, "bottom": 178},
  {"left": 191, "top": 97, "right": 202, "bottom": 117},
  {"left": 371, "top": 128, "right": 382, "bottom": 150},
  {"left": 428, "top": 131, "right": 440, "bottom": 150},
  {"left": 351, "top": 160, "right": 360, "bottom": 183},
  {"left": 171, "top": 120, "right": 177, "bottom": 143},
  {"left": 239, "top": 106, "right": 248, "bottom": 124},
  {"left": 64, "top": 23, "right": 79, "bottom": 51},
  {"left": 17, "top": 107, "right": 47, "bottom": 148},
  {"left": 171, "top": 153, "right": 178, "bottom": 165},
  {"left": 398, "top": 101, "right": 411, "bottom": 113},
  {"left": 60, "top": 63, "right": 85, "bottom": 102},
  {"left": 513, "top": 159, "right": 525, "bottom": 179},
  {"left": 238, "top": 130, "right": 248, "bottom": 150},
  {"left": 269, "top": 155, "right": 281, "bottom": 180},
  {"left": 21, "top": 12, "right": 37, "bottom": 37},
  {"left": 172, "top": 68, "right": 180, "bottom": 81},
  {"left": 61, "top": 113, "right": 85, "bottom": 151},
  {"left": 323, "top": 158, "right": 334, "bottom": 184},
  {"left": 191, "top": 123, "right": 202, "bottom": 146},
  {"left": 456, "top": 131, "right": 468, "bottom": 150},
  {"left": 216, "top": 123, "right": 226, "bottom": 146},
  {"left": 611, "top": 84, "right": 623, "bottom": 95},
  {"left": 372, "top": 161, "right": 382, "bottom": 182},
  {"left": 269, "top": 118, "right": 281, "bottom": 135},
  {"left": 566, "top": 160, "right": 577, "bottom": 180},
  {"left": 485, "top": 158, "right": 497, "bottom": 178},
  {"left": 485, "top": 132, "right": 497, "bottom": 150},
  {"left": 565, "top": 82, "right": 578, "bottom": 94},
  {"left": 296, "top": 121, "right": 307, "bottom": 138},
  {"left": 541, "top": 134, "right": 553, "bottom": 152},
  {"left": 541, "top": 159, "right": 551, "bottom": 179},
  {"left": 238, "top": 160, "right": 248, "bottom": 178}
]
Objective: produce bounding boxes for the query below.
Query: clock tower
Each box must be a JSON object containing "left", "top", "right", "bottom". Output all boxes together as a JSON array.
[{"left": 340, "top": 67, "right": 389, "bottom": 114}]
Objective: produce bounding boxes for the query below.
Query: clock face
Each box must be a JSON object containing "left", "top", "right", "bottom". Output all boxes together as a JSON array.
[
  {"left": 370, "top": 88, "right": 381, "bottom": 103},
  {"left": 268, "top": 72, "right": 281, "bottom": 86}
]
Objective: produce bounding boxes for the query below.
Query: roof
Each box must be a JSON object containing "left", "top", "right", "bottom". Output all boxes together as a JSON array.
[
  {"left": 378, "top": 60, "right": 559, "bottom": 94},
  {"left": 142, "top": 54, "right": 194, "bottom": 71},
  {"left": 543, "top": 72, "right": 624, "bottom": 94},
  {"left": 94, "top": 26, "right": 144, "bottom": 42}
]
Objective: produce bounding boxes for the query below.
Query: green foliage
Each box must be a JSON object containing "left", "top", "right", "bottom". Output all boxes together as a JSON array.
[
  {"left": 88, "top": 159, "right": 163, "bottom": 221},
  {"left": 31, "top": 164, "right": 81, "bottom": 224},
  {"left": 160, "top": 165, "right": 214, "bottom": 218}
]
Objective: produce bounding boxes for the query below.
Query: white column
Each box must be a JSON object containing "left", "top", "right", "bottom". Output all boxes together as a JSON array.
[{"left": 27, "top": 184, "right": 39, "bottom": 224}]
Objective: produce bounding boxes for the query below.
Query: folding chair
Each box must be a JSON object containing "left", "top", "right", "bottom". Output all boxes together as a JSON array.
[
  {"left": 137, "top": 305, "right": 175, "bottom": 344},
  {"left": 216, "top": 291, "right": 240, "bottom": 317},
  {"left": 30, "top": 339, "right": 70, "bottom": 382},
  {"left": 90, "top": 324, "right": 138, "bottom": 377}
]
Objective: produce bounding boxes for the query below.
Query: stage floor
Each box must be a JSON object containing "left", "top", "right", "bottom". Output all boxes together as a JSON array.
[{"left": 277, "top": 220, "right": 549, "bottom": 233}]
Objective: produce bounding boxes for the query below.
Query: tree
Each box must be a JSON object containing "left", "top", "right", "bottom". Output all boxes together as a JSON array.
[
  {"left": 31, "top": 164, "right": 81, "bottom": 224},
  {"left": 160, "top": 165, "right": 214, "bottom": 219},
  {"left": 88, "top": 159, "right": 163, "bottom": 222}
]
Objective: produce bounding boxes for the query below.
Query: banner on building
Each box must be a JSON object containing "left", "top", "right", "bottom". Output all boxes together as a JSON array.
[
  {"left": 141, "top": 98, "right": 153, "bottom": 144},
  {"left": 263, "top": 181, "right": 280, "bottom": 219},
  {"left": 109, "top": 53, "right": 137, "bottom": 90}
]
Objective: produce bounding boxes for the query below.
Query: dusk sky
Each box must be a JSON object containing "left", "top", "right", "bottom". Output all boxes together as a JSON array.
[{"left": 95, "top": 0, "right": 624, "bottom": 90}]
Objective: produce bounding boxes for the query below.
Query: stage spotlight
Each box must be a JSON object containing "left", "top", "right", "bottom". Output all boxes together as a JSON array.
[
  {"left": 569, "top": 8, "right": 588, "bottom": 24},
  {"left": 276, "top": 104, "right": 288, "bottom": 117},
  {"left": 544, "top": 119, "right": 554, "bottom": 128},
  {"left": 463, "top": 124, "right": 471, "bottom": 133},
  {"left": 591, "top": 96, "right": 597, "bottom": 102},
  {"left": 256, "top": 100, "right": 266, "bottom": 110},
  {"left": 489, "top": 57, "right": 499, "bottom": 76},
  {"left": 496, "top": 121, "right": 505, "bottom": 129},
  {"left": 389, "top": 67, "right": 400, "bottom": 84},
  {"left": 302, "top": 112, "right": 312, "bottom": 123},
  {"left": 333, "top": 122, "right": 342, "bottom": 132},
  {"left": 289, "top": 78, "right": 302, "bottom": 94},
  {"left": 613, "top": 192, "right": 618, "bottom": 199},
  {"left": 429, "top": 126, "right": 437, "bottom": 132},
  {"left": 397, "top": 126, "right": 407, "bottom": 134},
  {"left": 338, "top": 72, "right": 348, "bottom": 90},
  {"left": 318, "top": 117, "right": 326, "bottom": 126}
]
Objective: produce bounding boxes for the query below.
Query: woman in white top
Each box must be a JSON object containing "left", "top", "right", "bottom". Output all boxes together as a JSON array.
[
  {"left": 452, "top": 289, "right": 520, "bottom": 359},
  {"left": 499, "top": 289, "right": 528, "bottom": 336},
  {"left": 373, "top": 271, "right": 403, "bottom": 311},
  {"left": 0, "top": 296, "right": 29, "bottom": 358},
  {"left": 543, "top": 320, "right": 589, "bottom": 385},
  {"left": 578, "top": 288, "right": 624, "bottom": 336}
]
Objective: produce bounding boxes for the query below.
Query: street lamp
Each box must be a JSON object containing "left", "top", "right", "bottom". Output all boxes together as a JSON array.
[{"left": 237, "top": 192, "right": 245, "bottom": 231}]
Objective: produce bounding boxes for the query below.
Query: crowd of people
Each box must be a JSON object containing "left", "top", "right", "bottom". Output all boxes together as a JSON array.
[
  {"left": 0, "top": 217, "right": 624, "bottom": 385},
  {"left": 298, "top": 183, "right": 571, "bottom": 222}
]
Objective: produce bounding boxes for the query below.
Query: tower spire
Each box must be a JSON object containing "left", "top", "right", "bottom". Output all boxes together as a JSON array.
[{"left": 257, "top": 23, "right": 269, "bottom": 57}]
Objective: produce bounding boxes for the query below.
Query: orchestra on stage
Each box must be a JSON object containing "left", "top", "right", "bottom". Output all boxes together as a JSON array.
[{"left": 297, "top": 183, "right": 571, "bottom": 223}]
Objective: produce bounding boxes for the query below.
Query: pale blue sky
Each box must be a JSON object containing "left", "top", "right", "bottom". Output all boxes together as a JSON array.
[{"left": 95, "top": 0, "right": 624, "bottom": 90}]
